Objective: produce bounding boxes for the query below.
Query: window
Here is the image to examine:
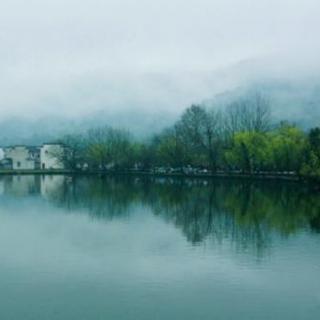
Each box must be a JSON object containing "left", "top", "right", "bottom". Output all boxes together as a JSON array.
[{"left": 17, "top": 161, "right": 21, "bottom": 168}]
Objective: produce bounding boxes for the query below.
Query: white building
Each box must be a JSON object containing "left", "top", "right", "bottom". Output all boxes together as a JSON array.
[
  {"left": 40, "top": 143, "right": 65, "bottom": 169},
  {"left": 0, "top": 143, "right": 65, "bottom": 170},
  {"left": 3, "top": 146, "right": 40, "bottom": 170}
]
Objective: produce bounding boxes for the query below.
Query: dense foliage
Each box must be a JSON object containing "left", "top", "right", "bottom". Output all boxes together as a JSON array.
[{"left": 55, "top": 93, "right": 320, "bottom": 181}]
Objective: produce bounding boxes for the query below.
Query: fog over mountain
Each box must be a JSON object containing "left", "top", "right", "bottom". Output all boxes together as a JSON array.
[
  {"left": 0, "top": 0, "right": 319, "bottom": 144},
  {"left": 1, "top": 57, "right": 320, "bottom": 145},
  {"left": 1, "top": 70, "right": 319, "bottom": 146}
]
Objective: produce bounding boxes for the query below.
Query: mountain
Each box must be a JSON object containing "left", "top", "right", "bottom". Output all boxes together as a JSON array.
[
  {"left": 206, "top": 77, "right": 320, "bottom": 129},
  {"left": 1, "top": 65, "right": 320, "bottom": 146},
  {"left": 0, "top": 109, "right": 177, "bottom": 146}
]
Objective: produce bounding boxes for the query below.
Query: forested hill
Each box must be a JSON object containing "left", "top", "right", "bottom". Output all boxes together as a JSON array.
[
  {"left": 0, "top": 78, "right": 319, "bottom": 146},
  {"left": 0, "top": 109, "right": 177, "bottom": 146},
  {"left": 206, "top": 78, "right": 320, "bottom": 129}
]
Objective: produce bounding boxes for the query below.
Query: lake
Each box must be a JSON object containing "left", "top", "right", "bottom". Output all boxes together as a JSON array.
[{"left": 0, "top": 175, "right": 319, "bottom": 319}]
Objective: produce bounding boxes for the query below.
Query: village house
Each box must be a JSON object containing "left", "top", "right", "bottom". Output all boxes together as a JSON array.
[
  {"left": 40, "top": 143, "right": 65, "bottom": 170},
  {"left": 0, "top": 143, "right": 65, "bottom": 170},
  {"left": 1, "top": 146, "right": 40, "bottom": 170}
]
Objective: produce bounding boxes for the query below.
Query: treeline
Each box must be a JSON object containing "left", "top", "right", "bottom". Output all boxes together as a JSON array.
[{"left": 55, "top": 93, "right": 320, "bottom": 181}]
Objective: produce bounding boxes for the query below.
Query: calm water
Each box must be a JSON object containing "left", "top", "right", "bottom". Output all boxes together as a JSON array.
[{"left": 0, "top": 175, "right": 319, "bottom": 320}]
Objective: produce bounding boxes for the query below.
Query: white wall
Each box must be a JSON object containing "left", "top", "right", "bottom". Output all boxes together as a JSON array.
[
  {"left": 40, "top": 144, "right": 64, "bottom": 169},
  {"left": 4, "top": 146, "right": 36, "bottom": 170}
]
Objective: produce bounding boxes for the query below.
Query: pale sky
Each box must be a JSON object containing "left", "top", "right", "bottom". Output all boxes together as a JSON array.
[{"left": 0, "top": 0, "right": 319, "bottom": 118}]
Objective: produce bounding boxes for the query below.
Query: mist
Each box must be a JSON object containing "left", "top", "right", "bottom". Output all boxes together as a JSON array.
[{"left": 0, "top": 0, "right": 320, "bottom": 144}]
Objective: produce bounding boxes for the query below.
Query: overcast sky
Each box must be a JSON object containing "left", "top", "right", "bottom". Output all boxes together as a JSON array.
[{"left": 0, "top": 0, "right": 319, "bottom": 118}]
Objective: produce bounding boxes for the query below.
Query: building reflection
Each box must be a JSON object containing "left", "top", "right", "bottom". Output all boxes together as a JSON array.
[
  {"left": 0, "top": 175, "right": 67, "bottom": 199},
  {"left": 0, "top": 175, "right": 41, "bottom": 196},
  {"left": 40, "top": 175, "right": 66, "bottom": 200}
]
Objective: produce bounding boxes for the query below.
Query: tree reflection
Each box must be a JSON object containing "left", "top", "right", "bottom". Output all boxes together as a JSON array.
[{"left": 1, "top": 175, "right": 319, "bottom": 256}]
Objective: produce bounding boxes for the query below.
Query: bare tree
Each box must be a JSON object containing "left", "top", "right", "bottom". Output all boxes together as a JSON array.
[
  {"left": 54, "top": 134, "right": 86, "bottom": 170},
  {"left": 224, "top": 92, "right": 272, "bottom": 137},
  {"left": 249, "top": 92, "right": 272, "bottom": 132},
  {"left": 203, "top": 109, "right": 224, "bottom": 171},
  {"left": 86, "top": 126, "right": 132, "bottom": 170},
  {"left": 176, "top": 104, "right": 224, "bottom": 171}
]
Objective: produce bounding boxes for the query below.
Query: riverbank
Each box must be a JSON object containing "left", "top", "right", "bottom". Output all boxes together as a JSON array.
[
  {"left": 0, "top": 169, "right": 74, "bottom": 175},
  {"left": 0, "top": 169, "right": 301, "bottom": 182}
]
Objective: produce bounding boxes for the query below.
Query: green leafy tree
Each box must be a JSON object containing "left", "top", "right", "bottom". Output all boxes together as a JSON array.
[
  {"left": 300, "top": 127, "right": 320, "bottom": 180},
  {"left": 269, "top": 123, "right": 306, "bottom": 172},
  {"left": 309, "top": 127, "right": 320, "bottom": 158},
  {"left": 225, "top": 131, "right": 271, "bottom": 173},
  {"left": 156, "top": 126, "right": 190, "bottom": 168}
]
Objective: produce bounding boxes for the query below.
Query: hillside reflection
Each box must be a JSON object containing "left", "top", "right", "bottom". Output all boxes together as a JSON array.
[{"left": 1, "top": 175, "right": 319, "bottom": 255}]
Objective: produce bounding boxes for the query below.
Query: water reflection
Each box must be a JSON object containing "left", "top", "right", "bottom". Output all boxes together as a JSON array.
[{"left": 0, "top": 175, "right": 319, "bottom": 257}]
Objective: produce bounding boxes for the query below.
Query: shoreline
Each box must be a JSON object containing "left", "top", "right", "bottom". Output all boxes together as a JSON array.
[{"left": 0, "top": 169, "right": 302, "bottom": 182}]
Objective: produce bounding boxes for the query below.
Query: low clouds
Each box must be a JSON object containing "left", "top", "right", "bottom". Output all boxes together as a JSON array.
[{"left": 0, "top": 0, "right": 319, "bottom": 118}]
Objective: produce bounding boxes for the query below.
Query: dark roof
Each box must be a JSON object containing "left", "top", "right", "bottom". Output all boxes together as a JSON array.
[
  {"left": 42, "top": 142, "right": 64, "bottom": 146},
  {"left": 2, "top": 145, "right": 40, "bottom": 151}
]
